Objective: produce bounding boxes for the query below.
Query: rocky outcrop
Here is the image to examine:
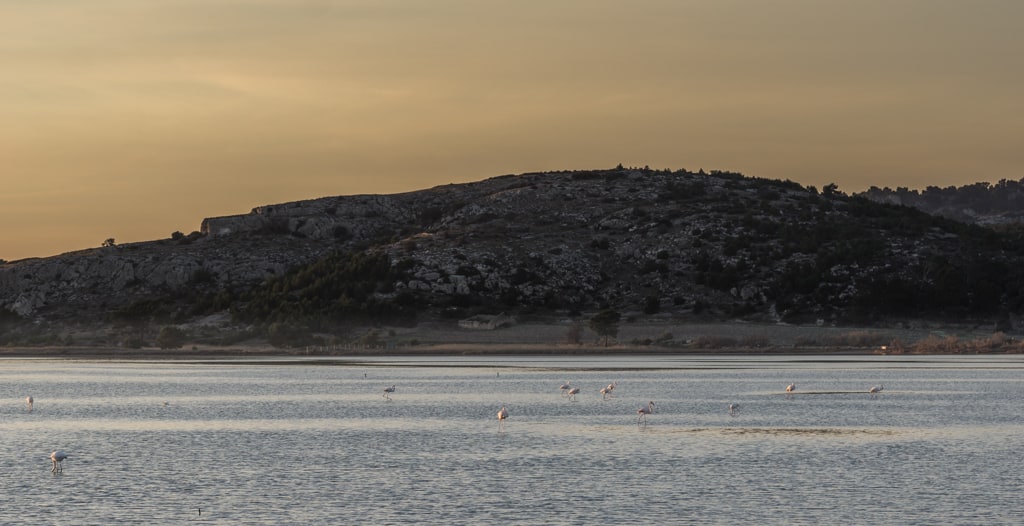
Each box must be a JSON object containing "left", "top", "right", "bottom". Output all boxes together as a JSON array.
[
  {"left": 0, "top": 238, "right": 317, "bottom": 318},
  {"left": 200, "top": 194, "right": 419, "bottom": 241},
  {"left": 0, "top": 174, "right": 542, "bottom": 319}
]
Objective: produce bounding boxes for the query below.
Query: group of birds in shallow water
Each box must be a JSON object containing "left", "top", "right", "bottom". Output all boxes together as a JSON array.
[
  {"left": 784, "top": 382, "right": 884, "bottom": 397},
  {"left": 512, "top": 378, "right": 880, "bottom": 431},
  {"left": 380, "top": 379, "right": 658, "bottom": 431},
  {"left": 549, "top": 380, "right": 660, "bottom": 430},
  {"left": 377, "top": 379, "right": 890, "bottom": 432},
  {"left": 379, "top": 378, "right": 891, "bottom": 432},
  {"left": 21, "top": 395, "right": 66, "bottom": 473},
  {"left": 28, "top": 378, "right": 887, "bottom": 472}
]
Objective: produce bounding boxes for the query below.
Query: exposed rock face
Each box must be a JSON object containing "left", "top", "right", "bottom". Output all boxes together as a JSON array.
[
  {"left": 0, "top": 237, "right": 316, "bottom": 318},
  {"left": 0, "top": 174, "right": 552, "bottom": 319},
  {"left": 200, "top": 194, "right": 416, "bottom": 240},
  {"left": 2, "top": 168, "right": 1020, "bottom": 327}
]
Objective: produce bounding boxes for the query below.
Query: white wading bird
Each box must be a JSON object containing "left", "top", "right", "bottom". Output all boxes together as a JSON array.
[
  {"left": 50, "top": 451, "right": 68, "bottom": 473},
  {"left": 637, "top": 401, "right": 655, "bottom": 427},
  {"left": 497, "top": 405, "right": 509, "bottom": 432}
]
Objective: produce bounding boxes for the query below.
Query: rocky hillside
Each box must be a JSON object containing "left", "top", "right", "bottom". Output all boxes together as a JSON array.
[{"left": 3, "top": 167, "right": 1024, "bottom": 345}]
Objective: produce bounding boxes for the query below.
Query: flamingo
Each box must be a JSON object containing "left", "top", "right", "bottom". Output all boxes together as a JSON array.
[
  {"left": 786, "top": 382, "right": 796, "bottom": 396},
  {"left": 637, "top": 401, "right": 655, "bottom": 427},
  {"left": 497, "top": 405, "right": 509, "bottom": 432},
  {"left": 383, "top": 385, "right": 396, "bottom": 400},
  {"left": 567, "top": 386, "right": 581, "bottom": 401},
  {"left": 869, "top": 384, "right": 884, "bottom": 397},
  {"left": 26, "top": 395, "right": 33, "bottom": 413},
  {"left": 559, "top": 381, "right": 572, "bottom": 397},
  {"left": 50, "top": 451, "right": 68, "bottom": 473},
  {"left": 599, "top": 386, "right": 612, "bottom": 400},
  {"left": 728, "top": 403, "right": 739, "bottom": 415}
]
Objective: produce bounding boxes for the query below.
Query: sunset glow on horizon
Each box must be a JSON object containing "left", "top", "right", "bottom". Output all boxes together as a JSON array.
[{"left": 3, "top": 1, "right": 1022, "bottom": 261}]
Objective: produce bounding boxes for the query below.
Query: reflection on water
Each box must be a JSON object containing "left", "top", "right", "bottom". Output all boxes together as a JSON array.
[{"left": 1, "top": 355, "right": 1022, "bottom": 525}]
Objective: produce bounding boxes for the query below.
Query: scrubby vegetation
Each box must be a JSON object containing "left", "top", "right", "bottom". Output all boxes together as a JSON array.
[
  {"left": 218, "top": 251, "right": 416, "bottom": 347},
  {"left": 233, "top": 251, "right": 414, "bottom": 325}
]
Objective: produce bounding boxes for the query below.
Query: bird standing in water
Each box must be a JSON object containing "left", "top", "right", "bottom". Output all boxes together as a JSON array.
[
  {"left": 497, "top": 405, "right": 509, "bottom": 432},
  {"left": 637, "top": 401, "right": 655, "bottom": 427},
  {"left": 50, "top": 451, "right": 68, "bottom": 473}
]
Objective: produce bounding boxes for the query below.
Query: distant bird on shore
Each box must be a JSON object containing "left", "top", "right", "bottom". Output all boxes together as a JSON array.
[
  {"left": 567, "top": 386, "right": 581, "bottom": 401},
  {"left": 559, "top": 381, "right": 572, "bottom": 397},
  {"left": 383, "top": 385, "right": 396, "bottom": 401},
  {"left": 869, "top": 384, "right": 884, "bottom": 397},
  {"left": 50, "top": 451, "right": 68, "bottom": 473},
  {"left": 26, "top": 395, "right": 33, "bottom": 413},
  {"left": 600, "top": 382, "right": 617, "bottom": 400},
  {"left": 786, "top": 383, "right": 796, "bottom": 395},
  {"left": 637, "top": 401, "right": 655, "bottom": 427},
  {"left": 497, "top": 405, "right": 509, "bottom": 432},
  {"left": 728, "top": 403, "right": 739, "bottom": 415}
]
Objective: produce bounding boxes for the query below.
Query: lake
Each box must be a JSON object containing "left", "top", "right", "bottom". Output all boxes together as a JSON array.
[{"left": 1, "top": 354, "right": 1022, "bottom": 524}]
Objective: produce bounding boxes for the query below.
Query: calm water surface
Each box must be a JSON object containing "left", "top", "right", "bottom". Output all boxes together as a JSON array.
[{"left": 1, "top": 354, "right": 1022, "bottom": 524}]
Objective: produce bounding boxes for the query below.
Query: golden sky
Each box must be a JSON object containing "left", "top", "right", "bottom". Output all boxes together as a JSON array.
[{"left": 3, "top": 0, "right": 1022, "bottom": 261}]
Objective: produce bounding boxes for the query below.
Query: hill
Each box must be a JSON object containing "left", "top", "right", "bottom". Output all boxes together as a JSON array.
[{"left": 3, "top": 167, "right": 1024, "bottom": 349}]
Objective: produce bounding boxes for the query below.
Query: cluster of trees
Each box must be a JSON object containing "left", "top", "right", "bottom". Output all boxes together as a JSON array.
[
  {"left": 860, "top": 178, "right": 1024, "bottom": 221},
  {"left": 767, "top": 243, "right": 1023, "bottom": 323},
  {"left": 563, "top": 309, "right": 622, "bottom": 346},
  {"left": 232, "top": 251, "right": 417, "bottom": 334}
]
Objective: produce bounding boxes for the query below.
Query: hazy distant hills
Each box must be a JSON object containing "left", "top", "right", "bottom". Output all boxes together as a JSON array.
[
  {"left": 3, "top": 167, "right": 1024, "bottom": 346},
  {"left": 858, "top": 179, "right": 1024, "bottom": 227}
]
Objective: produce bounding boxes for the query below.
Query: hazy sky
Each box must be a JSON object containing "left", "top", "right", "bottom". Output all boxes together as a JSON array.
[{"left": 3, "top": 0, "right": 1022, "bottom": 261}]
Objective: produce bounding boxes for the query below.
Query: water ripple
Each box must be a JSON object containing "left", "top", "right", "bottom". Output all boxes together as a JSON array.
[{"left": 1, "top": 357, "right": 1023, "bottom": 524}]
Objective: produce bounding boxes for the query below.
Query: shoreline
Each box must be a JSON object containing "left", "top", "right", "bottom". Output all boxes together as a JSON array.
[
  {"left": 1, "top": 343, "right": 1016, "bottom": 360},
  {"left": 3, "top": 321, "right": 1019, "bottom": 359}
]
